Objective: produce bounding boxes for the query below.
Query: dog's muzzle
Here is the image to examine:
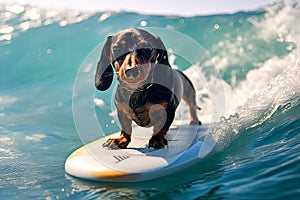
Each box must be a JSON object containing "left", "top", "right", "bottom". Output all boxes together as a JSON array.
[{"left": 125, "top": 67, "right": 140, "bottom": 79}]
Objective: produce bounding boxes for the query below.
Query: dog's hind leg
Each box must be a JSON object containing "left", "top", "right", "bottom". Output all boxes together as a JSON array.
[
  {"left": 183, "top": 94, "right": 202, "bottom": 125},
  {"left": 177, "top": 70, "right": 202, "bottom": 125}
]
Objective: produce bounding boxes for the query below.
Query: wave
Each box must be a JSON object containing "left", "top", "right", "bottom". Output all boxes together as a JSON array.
[
  {"left": 1, "top": 0, "right": 300, "bottom": 145},
  {"left": 184, "top": 0, "right": 300, "bottom": 147}
]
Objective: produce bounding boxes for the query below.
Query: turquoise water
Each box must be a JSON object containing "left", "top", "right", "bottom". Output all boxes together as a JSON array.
[{"left": 1, "top": 1, "right": 300, "bottom": 199}]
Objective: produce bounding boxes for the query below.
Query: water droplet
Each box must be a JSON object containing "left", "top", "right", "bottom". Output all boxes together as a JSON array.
[
  {"left": 237, "top": 35, "right": 243, "bottom": 42},
  {"left": 140, "top": 20, "right": 147, "bottom": 27},
  {"left": 214, "top": 24, "right": 220, "bottom": 30}
]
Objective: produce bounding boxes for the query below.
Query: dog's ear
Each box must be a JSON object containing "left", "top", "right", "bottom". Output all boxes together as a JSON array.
[
  {"left": 153, "top": 37, "right": 173, "bottom": 93},
  {"left": 95, "top": 36, "right": 113, "bottom": 91},
  {"left": 155, "top": 37, "right": 170, "bottom": 66}
]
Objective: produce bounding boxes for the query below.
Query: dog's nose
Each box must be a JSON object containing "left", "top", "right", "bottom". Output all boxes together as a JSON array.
[{"left": 125, "top": 67, "right": 139, "bottom": 78}]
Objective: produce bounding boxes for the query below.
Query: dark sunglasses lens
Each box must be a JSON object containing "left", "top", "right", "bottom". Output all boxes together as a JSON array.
[{"left": 136, "top": 48, "right": 154, "bottom": 61}]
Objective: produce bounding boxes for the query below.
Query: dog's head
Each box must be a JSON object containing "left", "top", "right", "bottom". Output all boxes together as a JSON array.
[{"left": 95, "top": 29, "right": 171, "bottom": 90}]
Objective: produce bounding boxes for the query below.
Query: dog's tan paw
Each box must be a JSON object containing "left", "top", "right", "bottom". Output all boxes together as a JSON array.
[
  {"left": 149, "top": 134, "right": 168, "bottom": 149},
  {"left": 102, "top": 136, "right": 130, "bottom": 149}
]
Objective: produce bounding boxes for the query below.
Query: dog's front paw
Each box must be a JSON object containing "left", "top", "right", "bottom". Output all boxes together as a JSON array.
[
  {"left": 149, "top": 134, "right": 168, "bottom": 149},
  {"left": 102, "top": 132, "right": 131, "bottom": 149}
]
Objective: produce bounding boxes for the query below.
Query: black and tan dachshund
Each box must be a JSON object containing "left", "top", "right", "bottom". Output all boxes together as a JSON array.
[{"left": 95, "top": 28, "right": 201, "bottom": 149}]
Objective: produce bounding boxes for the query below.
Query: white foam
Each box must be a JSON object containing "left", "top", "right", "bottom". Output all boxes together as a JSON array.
[
  {"left": 0, "top": 96, "right": 17, "bottom": 105},
  {"left": 0, "top": 3, "right": 94, "bottom": 42},
  {"left": 0, "top": 136, "right": 13, "bottom": 145},
  {"left": 24, "top": 134, "right": 47, "bottom": 142}
]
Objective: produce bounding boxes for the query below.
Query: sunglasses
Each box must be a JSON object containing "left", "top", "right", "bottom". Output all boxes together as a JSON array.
[{"left": 113, "top": 48, "right": 155, "bottom": 63}]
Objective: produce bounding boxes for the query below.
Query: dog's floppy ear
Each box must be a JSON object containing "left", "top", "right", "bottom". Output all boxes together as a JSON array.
[
  {"left": 95, "top": 36, "right": 113, "bottom": 91},
  {"left": 153, "top": 37, "right": 173, "bottom": 93},
  {"left": 155, "top": 36, "right": 170, "bottom": 66}
]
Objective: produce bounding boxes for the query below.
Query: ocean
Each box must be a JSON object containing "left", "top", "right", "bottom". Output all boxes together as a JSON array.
[{"left": 1, "top": 1, "right": 300, "bottom": 199}]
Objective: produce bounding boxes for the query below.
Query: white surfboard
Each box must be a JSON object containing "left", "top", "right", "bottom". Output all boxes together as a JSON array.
[{"left": 65, "top": 124, "right": 215, "bottom": 182}]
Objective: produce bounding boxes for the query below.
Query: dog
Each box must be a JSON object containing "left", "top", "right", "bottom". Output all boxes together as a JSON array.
[{"left": 95, "top": 28, "right": 201, "bottom": 149}]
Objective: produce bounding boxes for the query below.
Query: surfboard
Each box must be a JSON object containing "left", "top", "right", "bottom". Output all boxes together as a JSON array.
[{"left": 65, "top": 123, "right": 215, "bottom": 182}]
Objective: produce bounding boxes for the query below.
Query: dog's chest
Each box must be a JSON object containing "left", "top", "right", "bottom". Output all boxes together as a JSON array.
[
  {"left": 128, "top": 89, "right": 151, "bottom": 126},
  {"left": 116, "top": 86, "right": 169, "bottom": 127},
  {"left": 128, "top": 102, "right": 168, "bottom": 127},
  {"left": 128, "top": 107, "right": 150, "bottom": 127}
]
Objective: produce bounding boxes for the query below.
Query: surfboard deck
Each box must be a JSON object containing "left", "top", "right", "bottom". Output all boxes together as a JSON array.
[{"left": 65, "top": 124, "right": 215, "bottom": 182}]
